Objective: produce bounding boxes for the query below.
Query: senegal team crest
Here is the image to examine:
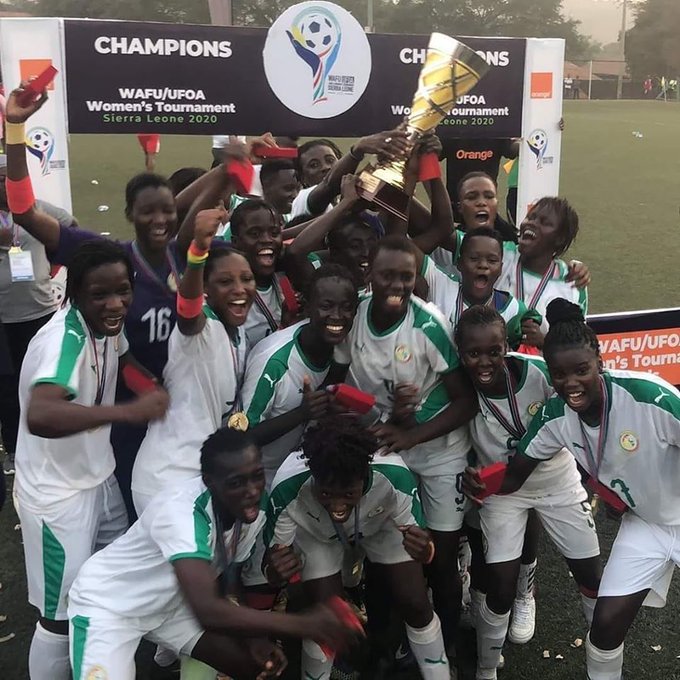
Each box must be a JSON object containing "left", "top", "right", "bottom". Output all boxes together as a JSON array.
[
  {"left": 86, "top": 666, "right": 108, "bottom": 680},
  {"left": 394, "top": 345, "right": 412, "bottom": 363},
  {"left": 527, "top": 401, "right": 543, "bottom": 417},
  {"left": 619, "top": 431, "right": 639, "bottom": 453}
]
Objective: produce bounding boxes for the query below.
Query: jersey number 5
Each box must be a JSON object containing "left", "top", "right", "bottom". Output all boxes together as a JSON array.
[{"left": 141, "top": 307, "right": 172, "bottom": 343}]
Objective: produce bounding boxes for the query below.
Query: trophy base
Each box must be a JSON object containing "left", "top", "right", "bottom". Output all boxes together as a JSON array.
[{"left": 358, "top": 167, "right": 410, "bottom": 221}]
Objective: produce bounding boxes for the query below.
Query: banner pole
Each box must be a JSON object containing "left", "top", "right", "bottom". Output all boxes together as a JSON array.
[
  {"left": 208, "top": 0, "right": 232, "bottom": 26},
  {"left": 588, "top": 60, "right": 593, "bottom": 100}
]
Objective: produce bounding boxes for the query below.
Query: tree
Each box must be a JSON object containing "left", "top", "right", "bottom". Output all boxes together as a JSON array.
[{"left": 626, "top": 0, "right": 680, "bottom": 79}]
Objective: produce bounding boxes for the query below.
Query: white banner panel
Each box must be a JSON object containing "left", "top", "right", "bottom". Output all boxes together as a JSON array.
[
  {"left": 516, "top": 38, "right": 565, "bottom": 224},
  {"left": 0, "top": 18, "right": 72, "bottom": 212}
]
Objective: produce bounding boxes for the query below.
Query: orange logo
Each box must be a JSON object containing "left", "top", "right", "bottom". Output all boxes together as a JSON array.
[
  {"left": 530, "top": 72, "right": 553, "bottom": 99},
  {"left": 19, "top": 59, "right": 55, "bottom": 90}
]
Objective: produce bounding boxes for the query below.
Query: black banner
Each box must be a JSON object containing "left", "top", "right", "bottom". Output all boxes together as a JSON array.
[{"left": 63, "top": 19, "right": 525, "bottom": 138}]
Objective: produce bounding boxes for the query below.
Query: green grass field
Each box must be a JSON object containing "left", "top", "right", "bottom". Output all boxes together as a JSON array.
[{"left": 2, "top": 100, "right": 680, "bottom": 679}]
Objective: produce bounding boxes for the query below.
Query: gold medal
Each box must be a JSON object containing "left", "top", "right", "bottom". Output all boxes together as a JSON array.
[
  {"left": 227, "top": 412, "right": 249, "bottom": 431},
  {"left": 167, "top": 273, "right": 178, "bottom": 293}
]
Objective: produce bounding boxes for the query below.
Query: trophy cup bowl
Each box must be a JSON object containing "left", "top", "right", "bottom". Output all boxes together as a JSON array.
[{"left": 359, "top": 33, "right": 490, "bottom": 219}]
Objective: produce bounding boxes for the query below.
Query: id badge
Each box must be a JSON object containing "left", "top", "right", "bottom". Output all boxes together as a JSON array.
[{"left": 8, "top": 246, "right": 35, "bottom": 282}]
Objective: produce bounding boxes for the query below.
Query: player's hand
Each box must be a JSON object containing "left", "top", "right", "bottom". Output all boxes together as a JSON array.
[
  {"left": 192, "top": 208, "right": 223, "bottom": 250},
  {"left": 354, "top": 129, "right": 412, "bottom": 161},
  {"left": 370, "top": 422, "right": 417, "bottom": 453},
  {"left": 302, "top": 375, "right": 330, "bottom": 420},
  {"left": 249, "top": 132, "right": 279, "bottom": 160},
  {"left": 247, "top": 638, "right": 288, "bottom": 679},
  {"left": 417, "top": 132, "right": 443, "bottom": 158},
  {"left": 391, "top": 382, "right": 420, "bottom": 423},
  {"left": 520, "top": 318, "right": 544, "bottom": 349},
  {"left": 6, "top": 82, "right": 48, "bottom": 124},
  {"left": 265, "top": 544, "right": 303, "bottom": 586},
  {"left": 398, "top": 525, "right": 434, "bottom": 563},
  {"left": 462, "top": 466, "right": 486, "bottom": 504},
  {"left": 339, "top": 174, "right": 361, "bottom": 205},
  {"left": 125, "top": 388, "right": 170, "bottom": 424},
  {"left": 566, "top": 259, "right": 590, "bottom": 289},
  {"left": 300, "top": 604, "right": 364, "bottom": 651}
]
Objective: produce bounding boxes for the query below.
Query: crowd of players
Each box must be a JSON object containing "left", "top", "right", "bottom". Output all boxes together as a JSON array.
[{"left": 2, "top": 75, "right": 680, "bottom": 680}]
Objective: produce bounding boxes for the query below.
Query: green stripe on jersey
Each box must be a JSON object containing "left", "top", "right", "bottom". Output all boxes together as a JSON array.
[
  {"left": 410, "top": 299, "right": 459, "bottom": 370},
  {"left": 203, "top": 303, "right": 219, "bottom": 321},
  {"left": 70, "top": 615, "right": 90, "bottom": 680},
  {"left": 578, "top": 285, "right": 588, "bottom": 316},
  {"left": 34, "top": 306, "right": 86, "bottom": 398},
  {"left": 415, "top": 382, "right": 450, "bottom": 425},
  {"left": 265, "top": 470, "right": 311, "bottom": 547},
  {"left": 373, "top": 463, "right": 424, "bottom": 527},
  {"left": 518, "top": 395, "right": 566, "bottom": 455},
  {"left": 611, "top": 374, "right": 680, "bottom": 419},
  {"left": 42, "top": 522, "right": 66, "bottom": 620},
  {"left": 169, "top": 490, "right": 213, "bottom": 563},
  {"left": 245, "top": 339, "right": 297, "bottom": 425}
]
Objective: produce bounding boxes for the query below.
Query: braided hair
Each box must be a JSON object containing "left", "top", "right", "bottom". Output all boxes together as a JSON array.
[
  {"left": 302, "top": 415, "right": 376, "bottom": 487},
  {"left": 543, "top": 298, "right": 600, "bottom": 362}
]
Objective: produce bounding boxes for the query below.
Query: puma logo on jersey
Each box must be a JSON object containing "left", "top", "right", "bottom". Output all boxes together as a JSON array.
[
  {"left": 306, "top": 510, "right": 321, "bottom": 522},
  {"left": 263, "top": 374, "right": 277, "bottom": 389},
  {"left": 655, "top": 389, "right": 669, "bottom": 404},
  {"left": 367, "top": 505, "right": 384, "bottom": 518},
  {"left": 572, "top": 442, "right": 586, "bottom": 451},
  {"left": 420, "top": 319, "right": 438, "bottom": 332},
  {"left": 270, "top": 500, "right": 284, "bottom": 514},
  {"left": 67, "top": 329, "right": 85, "bottom": 343},
  {"left": 304, "top": 673, "right": 325, "bottom": 680},
  {"left": 424, "top": 652, "right": 447, "bottom": 665}
]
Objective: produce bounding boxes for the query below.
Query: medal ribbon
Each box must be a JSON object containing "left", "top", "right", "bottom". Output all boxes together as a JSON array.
[
  {"left": 331, "top": 502, "right": 362, "bottom": 550},
  {"left": 253, "top": 275, "right": 283, "bottom": 333},
  {"left": 578, "top": 375, "right": 610, "bottom": 478},
  {"left": 86, "top": 327, "right": 109, "bottom": 406},
  {"left": 454, "top": 287, "right": 495, "bottom": 327},
  {"left": 515, "top": 259, "right": 557, "bottom": 310},
  {"left": 131, "top": 240, "right": 180, "bottom": 295},
  {"left": 479, "top": 363, "right": 526, "bottom": 442}
]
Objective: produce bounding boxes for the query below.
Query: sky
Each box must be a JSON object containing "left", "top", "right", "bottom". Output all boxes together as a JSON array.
[{"left": 562, "top": 0, "right": 635, "bottom": 45}]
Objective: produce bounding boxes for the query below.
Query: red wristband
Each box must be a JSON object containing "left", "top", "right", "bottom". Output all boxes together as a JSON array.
[
  {"left": 418, "top": 153, "right": 442, "bottom": 182},
  {"left": 188, "top": 240, "right": 209, "bottom": 258},
  {"left": 122, "top": 364, "right": 158, "bottom": 395},
  {"left": 6, "top": 176, "right": 36, "bottom": 214},
  {"left": 177, "top": 294, "right": 204, "bottom": 318}
]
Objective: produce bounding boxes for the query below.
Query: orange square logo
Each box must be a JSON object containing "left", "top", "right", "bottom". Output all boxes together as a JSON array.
[
  {"left": 530, "top": 72, "right": 553, "bottom": 99},
  {"left": 19, "top": 59, "right": 55, "bottom": 90}
]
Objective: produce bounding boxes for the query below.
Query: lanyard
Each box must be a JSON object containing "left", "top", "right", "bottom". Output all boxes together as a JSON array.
[
  {"left": 214, "top": 509, "right": 242, "bottom": 584},
  {"left": 228, "top": 331, "right": 245, "bottom": 413},
  {"left": 454, "top": 287, "right": 494, "bottom": 327},
  {"left": 253, "top": 275, "right": 283, "bottom": 333},
  {"left": 578, "top": 375, "right": 610, "bottom": 478},
  {"left": 515, "top": 259, "right": 557, "bottom": 310},
  {"left": 87, "top": 329, "right": 109, "bottom": 406},
  {"left": 479, "top": 363, "right": 526, "bottom": 443},
  {"left": 131, "top": 240, "right": 179, "bottom": 296},
  {"left": 331, "top": 502, "right": 361, "bottom": 550}
]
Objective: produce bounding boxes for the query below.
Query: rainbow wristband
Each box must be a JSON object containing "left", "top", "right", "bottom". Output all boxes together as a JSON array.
[
  {"left": 5, "top": 122, "right": 26, "bottom": 146},
  {"left": 6, "top": 176, "right": 36, "bottom": 214},
  {"left": 187, "top": 241, "right": 209, "bottom": 267}
]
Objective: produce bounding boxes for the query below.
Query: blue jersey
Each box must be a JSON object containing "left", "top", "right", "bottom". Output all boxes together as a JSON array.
[{"left": 51, "top": 226, "right": 183, "bottom": 379}]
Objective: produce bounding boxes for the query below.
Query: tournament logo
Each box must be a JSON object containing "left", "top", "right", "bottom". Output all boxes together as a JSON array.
[
  {"left": 25, "top": 126, "right": 55, "bottom": 176},
  {"left": 526, "top": 129, "right": 552, "bottom": 170},
  {"left": 619, "top": 431, "right": 639, "bottom": 453},
  {"left": 263, "top": 1, "right": 371, "bottom": 119},
  {"left": 394, "top": 345, "right": 412, "bottom": 363}
]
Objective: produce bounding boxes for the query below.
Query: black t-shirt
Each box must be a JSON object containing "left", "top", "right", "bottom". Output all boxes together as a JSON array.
[
  {"left": 442, "top": 138, "right": 516, "bottom": 200},
  {"left": 0, "top": 320, "right": 12, "bottom": 375}
]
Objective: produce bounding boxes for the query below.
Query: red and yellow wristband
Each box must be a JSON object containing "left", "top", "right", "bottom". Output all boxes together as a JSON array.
[{"left": 187, "top": 240, "right": 209, "bottom": 269}]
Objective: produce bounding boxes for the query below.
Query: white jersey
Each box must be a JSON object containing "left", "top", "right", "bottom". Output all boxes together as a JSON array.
[
  {"left": 242, "top": 322, "right": 329, "bottom": 479},
  {"left": 430, "top": 230, "right": 464, "bottom": 278},
  {"left": 132, "top": 305, "right": 246, "bottom": 498},
  {"left": 420, "top": 254, "right": 532, "bottom": 347},
  {"left": 334, "top": 294, "right": 469, "bottom": 460},
  {"left": 265, "top": 449, "right": 424, "bottom": 548},
  {"left": 69, "top": 476, "right": 265, "bottom": 618},
  {"left": 470, "top": 353, "right": 581, "bottom": 495},
  {"left": 15, "top": 304, "right": 128, "bottom": 503},
  {"left": 497, "top": 243, "right": 587, "bottom": 334},
  {"left": 519, "top": 369, "right": 680, "bottom": 525},
  {"left": 289, "top": 185, "right": 333, "bottom": 221},
  {"left": 245, "top": 282, "right": 284, "bottom": 349}
]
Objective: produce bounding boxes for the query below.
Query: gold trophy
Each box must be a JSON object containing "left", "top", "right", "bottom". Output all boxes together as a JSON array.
[{"left": 359, "top": 33, "right": 490, "bottom": 219}]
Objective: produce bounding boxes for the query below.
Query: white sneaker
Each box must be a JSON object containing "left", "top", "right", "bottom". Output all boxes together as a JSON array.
[{"left": 508, "top": 593, "right": 536, "bottom": 644}]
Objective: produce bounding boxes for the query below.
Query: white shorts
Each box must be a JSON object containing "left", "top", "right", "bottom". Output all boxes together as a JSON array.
[
  {"left": 69, "top": 603, "right": 202, "bottom": 680},
  {"left": 598, "top": 513, "right": 679, "bottom": 608},
  {"left": 18, "top": 475, "right": 128, "bottom": 620},
  {"left": 400, "top": 445, "right": 468, "bottom": 532},
  {"left": 297, "top": 523, "right": 411, "bottom": 582},
  {"left": 480, "top": 484, "right": 600, "bottom": 564}
]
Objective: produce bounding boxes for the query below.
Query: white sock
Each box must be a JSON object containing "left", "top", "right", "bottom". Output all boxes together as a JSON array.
[
  {"left": 476, "top": 600, "right": 510, "bottom": 674},
  {"left": 581, "top": 593, "right": 597, "bottom": 627},
  {"left": 469, "top": 588, "right": 486, "bottom": 627},
  {"left": 516, "top": 559, "right": 537, "bottom": 599},
  {"left": 405, "top": 613, "right": 450, "bottom": 680},
  {"left": 301, "top": 639, "right": 332, "bottom": 680},
  {"left": 28, "top": 622, "right": 70, "bottom": 680},
  {"left": 586, "top": 633, "right": 624, "bottom": 680}
]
